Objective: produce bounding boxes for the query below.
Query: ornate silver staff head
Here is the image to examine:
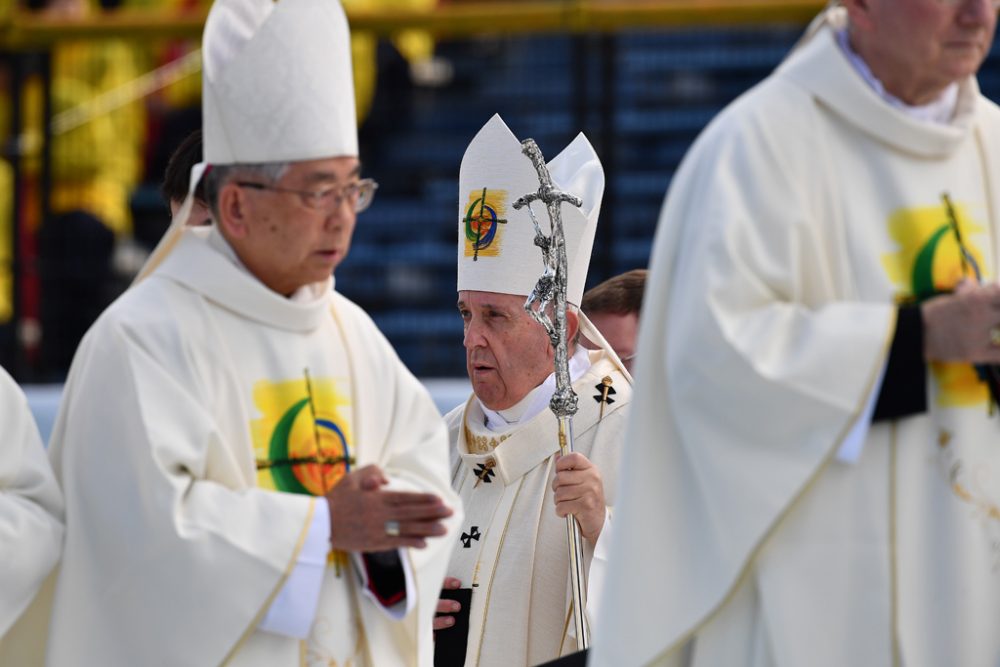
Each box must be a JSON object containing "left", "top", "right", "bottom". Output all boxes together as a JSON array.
[{"left": 513, "top": 139, "right": 583, "bottom": 419}]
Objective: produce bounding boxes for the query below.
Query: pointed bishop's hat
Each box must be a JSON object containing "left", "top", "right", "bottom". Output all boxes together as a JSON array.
[
  {"left": 457, "top": 114, "right": 604, "bottom": 307},
  {"left": 202, "top": 0, "right": 358, "bottom": 164}
]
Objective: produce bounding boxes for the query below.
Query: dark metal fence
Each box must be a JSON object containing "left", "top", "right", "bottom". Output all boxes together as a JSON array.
[{"left": 10, "top": 3, "right": 991, "bottom": 381}]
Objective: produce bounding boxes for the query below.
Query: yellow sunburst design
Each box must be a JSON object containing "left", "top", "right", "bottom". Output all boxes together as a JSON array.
[
  {"left": 880, "top": 202, "right": 990, "bottom": 407},
  {"left": 251, "top": 376, "right": 354, "bottom": 496}
]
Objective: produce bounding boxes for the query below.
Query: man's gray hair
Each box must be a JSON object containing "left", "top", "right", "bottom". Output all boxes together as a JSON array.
[{"left": 204, "top": 162, "right": 290, "bottom": 217}]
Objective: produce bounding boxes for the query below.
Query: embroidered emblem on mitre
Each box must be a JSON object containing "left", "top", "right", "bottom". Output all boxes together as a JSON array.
[
  {"left": 202, "top": 0, "right": 359, "bottom": 165},
  {"left": 457, "top": 114, "right": 605, "bottom": 306}
]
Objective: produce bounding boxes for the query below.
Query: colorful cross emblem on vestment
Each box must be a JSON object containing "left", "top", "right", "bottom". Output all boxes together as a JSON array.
[
  {"left": 463, "top": 187, "right": 508, "bottom": 260},
  {"left": 251, "top": 371, "right": 354, "bottom": 496},
  {"left": 881, "top": 199, "right": 990, "bottom": 407}
]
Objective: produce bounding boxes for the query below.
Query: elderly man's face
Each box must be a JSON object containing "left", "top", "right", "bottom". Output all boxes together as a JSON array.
[
  {"left": 850, "top": 0, "right": 997, "bottom": 104},
  {"left": 222, "top": 157, "right": 359, "bottom": 295},
  {"left": 458, "top": 290, "right": 555, "bottom": 411}
]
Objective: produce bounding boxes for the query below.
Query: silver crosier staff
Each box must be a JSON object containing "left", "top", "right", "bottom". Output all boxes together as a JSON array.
[{"left": 512, "top": 138, "right": 589, "bottom": 650}]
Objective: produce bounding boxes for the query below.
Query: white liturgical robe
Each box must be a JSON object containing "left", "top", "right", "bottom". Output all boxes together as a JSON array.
[
  {"left": 444, "top": 349, "right": 629, "bottom": 666},
  {"left": 0, "top": 367, "right": 63, "bottom": 642},
  {"left": 43, "top": 227, "right": 460, "bottom": 666},
  {"left": 592, "top": 12, "right": 1000, "bottom": 667}
]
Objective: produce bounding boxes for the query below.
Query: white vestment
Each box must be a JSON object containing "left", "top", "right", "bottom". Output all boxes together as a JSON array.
[
  {"left": 0, "top": 367, "right": 63, "bottom": 641},
  {"left": 592, "top": 14, "right": 1000, "bottom": 667},
  {"left": 44, "top": 227, "right": 460, "bottom": 666},
  {"left": 444, "top": 350, "right": 629, "bottom": 666}
]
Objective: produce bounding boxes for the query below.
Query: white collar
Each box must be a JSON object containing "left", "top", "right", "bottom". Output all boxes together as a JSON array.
[
  {"left": 479, "top": 346, "right": 592, "bottom": 433},
  {"left": 207, "top": 224, "right": 334, "bottom": 302},
  {"left": 154, "top": 225, "right": 332, "bottom": 333},
  {"left": 836, "top": 29, "right": 958, "bottom": 126}
]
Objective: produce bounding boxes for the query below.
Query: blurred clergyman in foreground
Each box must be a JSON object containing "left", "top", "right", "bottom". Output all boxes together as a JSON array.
[
  {"left": 595, "top": 1, "right": 1000, "bottom": 665},
  {"left": 161, "top": 129, "right": 212, "bottom": 226}
]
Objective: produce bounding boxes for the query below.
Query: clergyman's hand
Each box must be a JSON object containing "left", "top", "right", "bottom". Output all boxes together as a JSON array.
[
  {"left": 325, "top": 464, "right": 453, "bottom": 552},
  {"left": 433, "top": 577, "right": 463, "bottom": 632},
  {"left": 922, "top": 280, "right": 1000, "bottom": 363},
  {"left": 552, "top": 452, "right": 606, "bottom": 543}
]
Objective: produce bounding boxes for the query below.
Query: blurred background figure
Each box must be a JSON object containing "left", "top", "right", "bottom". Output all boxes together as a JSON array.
[
  {"left": 581, "top": 268, "right": 646, "bottom": 375},
  {"left": 36, "top": 209, "right": 113, "bottom": 375},
  {"left": 160, "top": 128, "right": 209, "bottom": 224},
  {"left": 10, "top": 0, "right": 151, "bottom": 379},
  {"left": 594, "top": 1, "right": 1000, "bottom": 665}
]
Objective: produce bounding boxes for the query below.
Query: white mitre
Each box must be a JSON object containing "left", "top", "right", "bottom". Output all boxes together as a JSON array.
[
  {"left": 136, "top": 0, "right": 358, "bottom": 281},
  {"left": 457, "top": 114, "right": 604, "bottom": 307},
  {"left": 202, "top": 0, "right": 358, "bottom": 164}
]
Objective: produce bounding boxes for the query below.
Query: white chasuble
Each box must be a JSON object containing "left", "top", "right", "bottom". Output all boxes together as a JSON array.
[
  {"left": 592, "top": 13, "right": 1000, "bottom": 667},
  {"left": 42, "top": 227, "right": 460, "bottom": 666},
  {"left": 444, "top": 351, "right": 629, "bottom": 666},
  {"left": 0, "top": 368, "right": 63, "bottom": 645}
]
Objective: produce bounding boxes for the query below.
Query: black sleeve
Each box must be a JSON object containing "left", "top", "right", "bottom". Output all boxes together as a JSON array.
[
  {"left": 360, "top": 550, "right": 407, "bottom": 607},
  {"left": 872, "top": 304, "right": 927, "bottom": 422}
]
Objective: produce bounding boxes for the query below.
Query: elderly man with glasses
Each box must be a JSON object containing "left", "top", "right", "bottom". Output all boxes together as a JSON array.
[
  {"left": 38, "top": 1, "right": 460, "bottom": 665},
  {"left": 594, "top": 1, "right": 1000, "bottom": 666}
]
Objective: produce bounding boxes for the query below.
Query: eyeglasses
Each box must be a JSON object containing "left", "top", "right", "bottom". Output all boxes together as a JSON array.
[{"left": 236, "top": 178, "right": 378, "bottom": 213}]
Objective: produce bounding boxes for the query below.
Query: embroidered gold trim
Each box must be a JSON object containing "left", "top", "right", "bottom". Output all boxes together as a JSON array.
[
  {"left": 303, "top": 568, "right": 368, "bottom": 667},
  {"left": 221, "top": 498, "right": 317, "bottom": 665},
  {"left": 329, "top": 303, "right": 361, "bottom": 476},
  {"left": 327, "top": 303, "right": 382, "bottom": 666},
  {"left": 465, "top": 431, "right": 510, "bottom": 454},
  {"left": 473, "top": 475, "right": 530, "bottom": 666},
  {"left": 559, "top": 600, "right": 574, "bottom": 656},
  {"left": 327, "top": 304, "right": 359, "bottom": 580}
]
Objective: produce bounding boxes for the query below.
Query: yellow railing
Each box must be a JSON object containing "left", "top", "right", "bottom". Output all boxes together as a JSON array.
[{"left": 0, "top": 0, "right": 824, "bottom": 48}]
